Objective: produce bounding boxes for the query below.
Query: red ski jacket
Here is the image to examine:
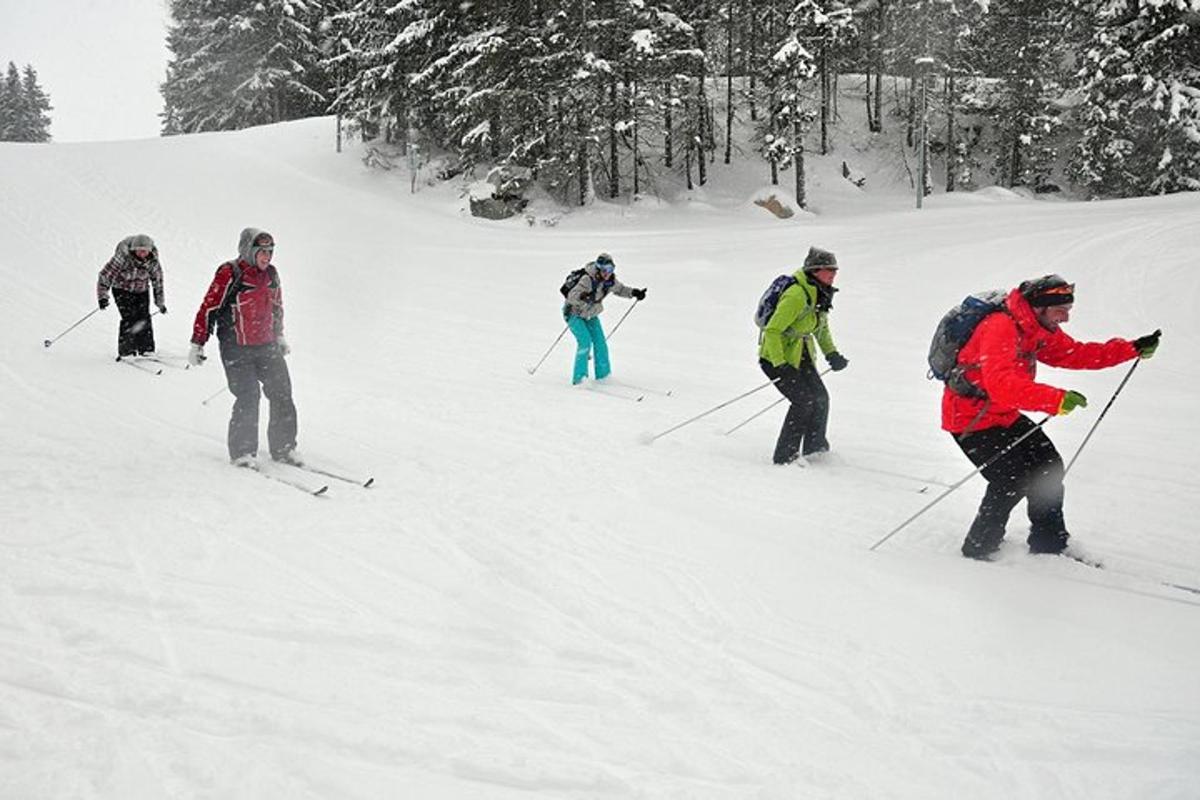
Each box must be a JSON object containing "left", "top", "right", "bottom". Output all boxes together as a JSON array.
[
  {"left": 191, "top": 260, "right": 284, "bottom": 348},
  {"left": 941, "top": 288, "right": 1137, "bottom": 434}
]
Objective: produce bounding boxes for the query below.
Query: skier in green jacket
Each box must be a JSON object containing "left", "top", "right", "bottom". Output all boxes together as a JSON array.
[{"left": 758, "top": 246, "right": 849, "bottom": 465}]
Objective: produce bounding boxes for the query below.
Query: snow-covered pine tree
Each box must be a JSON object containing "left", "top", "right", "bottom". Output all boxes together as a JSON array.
[
  {"left": 19, "top": 65, "right": 53, "bottom": 142},
  {"left": 1069, "top": 0, "right": 1200, "bottom": 196},
  {"left": 0, "top": 63, "right": 20, "bottom": 141},
  {"left": 162, "top": 0, "right": 332, "bottom": 134},
  {"left": 969, "top": 0, "right": 1069, "bottom": 190}
]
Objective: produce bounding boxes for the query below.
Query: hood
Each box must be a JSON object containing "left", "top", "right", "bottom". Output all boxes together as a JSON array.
[
  {"left": 116, "top": 234, "right": 157, "bottom": 260},
  {"left": 238, "top": 227, "right": 274, "bottom": 265}
]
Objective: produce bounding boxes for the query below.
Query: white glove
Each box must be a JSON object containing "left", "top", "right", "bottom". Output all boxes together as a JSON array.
[
  {"left": 277, "top": 336, "right": 291, "bottom": 356},
  {"left": 188, "top": 343, "right": 206, "bottom": 367}
]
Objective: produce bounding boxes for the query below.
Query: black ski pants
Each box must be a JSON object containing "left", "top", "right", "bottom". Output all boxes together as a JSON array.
[
  {"left": 760, "top": 357, "right": 830, "bottom": 464},
  {"left": 112, "top": 287, "right": 155, "bottom": 357},
  {"left": 220, "top": 343, "right": 298, "bottom": 461},
  {"left": 953, "top": 414, "right": 1068, "bottom": 557}
]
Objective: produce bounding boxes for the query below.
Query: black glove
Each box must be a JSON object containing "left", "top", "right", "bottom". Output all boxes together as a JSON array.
[
  {"left": 98, "top": 296, "right": 109, "bottom": 310},
  {"left": 826, "top": 352, "right": 849, "bottom": 371},
  {"left": 1132, "top": 329, "right": 1161, "bottom": 358},
  {"left": 631, "top": 288, "right": 647, "bottom": 301},
  {"left": 157, "top": 304, "right": 167, "bottom": 315}
]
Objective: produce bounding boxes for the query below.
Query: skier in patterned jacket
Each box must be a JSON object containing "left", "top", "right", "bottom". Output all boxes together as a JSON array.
[
  {"left": 758, "top": 246, "right": 849, "bottom": 465},
  {"left": 96, "top": 234, "right": 166, "bottom": 357},
  {"left": 188, "top": 228, "right": 300, "bottom": 468},
  {"left": 943, "top": 274, "right": 1161, "bottom": 560},
  {"left": 562, "top": 252, "right": 647, "bottom": 385}
]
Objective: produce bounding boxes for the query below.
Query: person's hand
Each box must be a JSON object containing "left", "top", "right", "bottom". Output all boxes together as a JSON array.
[
  {"left": 157, "top": 304, "right": 167, "bottom": 315},
  {"left": 1058, "top": 390, "right": 1087, "bottom": 415},
  {"left": 98, "top": 296, "right": 109, "bottom": 310},
  {"left": 631, "top": 288, "right": 647, "bottom": 301},
  {"left": 1132, "top": 329, "right": 1161, "bottom": 359},
  {"left": 277, "top": 336, "right": 291, "bottom": 356},
  {"left": 187, "top": 343, "right": 206, "bottom": 367},
  {"left": 826, "top": 352, "right": 849, "bottom": 371}
]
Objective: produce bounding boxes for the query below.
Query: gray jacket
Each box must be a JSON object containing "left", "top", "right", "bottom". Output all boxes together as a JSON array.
[{"left": 563, "top": 261, "right": 635, "bottom": 320}]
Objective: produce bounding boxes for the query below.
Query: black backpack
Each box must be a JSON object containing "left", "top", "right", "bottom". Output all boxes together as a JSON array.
[
  {"left": 559, "top": 268, "right": 587, "bottom": 298},
  {"left": 927, "top": 289, "right": 1008, "bottom": 397}
]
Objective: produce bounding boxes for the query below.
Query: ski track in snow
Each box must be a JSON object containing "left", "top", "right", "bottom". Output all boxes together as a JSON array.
[{"left": 1, "top": 119, "right": 1198, "bottom": 799}]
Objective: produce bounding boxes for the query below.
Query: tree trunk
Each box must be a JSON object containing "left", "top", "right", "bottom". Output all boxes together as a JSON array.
[
  {"left": 725, "top": 7, "right": 734, "bottom": 165},
  {"left": 819, "top": 40, "right": 829, "bottom": 155},
  {"left": 945, "top": 72, "right": 956, "bottom": 193},
  {"left": 608, "top": 78, "right": 619, "bottom": 198},
  {"left": 664, "top": 84, "right": 673, "bottom": 168},
  {"left": 793, "top": 113, "right": 806, "bottom": 209}
]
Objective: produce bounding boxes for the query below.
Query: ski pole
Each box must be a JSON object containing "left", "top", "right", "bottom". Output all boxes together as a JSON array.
[
  {"left": 526, "top": 324, "right": 570, "bottom": 375},
  {"left": 201, "top": 385, "right": 229, "bottom": 406},
  {"left": 869, "top": 414, "right": 1053, "bottom": 552},
  {"left": 723, "top": 368, "right": 831, "bottom": 435},
  {"left": 644, "top": 378, "right": 780, "bottom": 444},
  {"left": 43, "top": 307, "right": 102, "bottom": 348},
  {"left": 1063, "top": 357, "right": 1141, "bottom": 477},
  {"left": 606, "top": 298, "right": 640, "bottom": 342}
]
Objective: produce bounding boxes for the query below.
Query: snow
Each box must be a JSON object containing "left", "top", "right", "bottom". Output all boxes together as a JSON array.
[{"left": 2, "top": 117, "right": 1199, "bottom": 799}]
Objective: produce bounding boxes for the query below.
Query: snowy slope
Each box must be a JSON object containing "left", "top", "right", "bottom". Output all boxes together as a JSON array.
[{"left": 2, "top": 119, "right": 1198, "bottom": 799}]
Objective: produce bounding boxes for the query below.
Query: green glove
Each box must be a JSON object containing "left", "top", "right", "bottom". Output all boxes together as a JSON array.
[
  {"left": 1058, "top": 390, "right": 1088, "bottom": 416},
  {"left": 1132, "top": 329, "right": 1161, "bottom": 359}
]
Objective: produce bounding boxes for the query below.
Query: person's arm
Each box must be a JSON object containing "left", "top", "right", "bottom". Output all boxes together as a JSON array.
[
  {"left": 1038, "top": 329, "right": 1138, "bottom": 370},
  {"left": 97, "top": 259, "right": 115, "bottom": 306},
  {"left": 191, "top": 264, "right": 236, "bottom": 345},
  {"left": 150, "top": 257, "right": 165, "bottom": 309}
]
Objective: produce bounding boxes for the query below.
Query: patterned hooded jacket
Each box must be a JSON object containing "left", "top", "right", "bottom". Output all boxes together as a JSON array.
[
  {"left": 562, "top": 261, "right": 636, "bottom": 320},
  {"left": 191, "top": 228, "right": 284, "bottom": 348},
  {"left": 941, "top": 287, "right": 1137, "bottom": 434},
  {"left": 97, "top": 234, "right": 164, "bottom": 306}
]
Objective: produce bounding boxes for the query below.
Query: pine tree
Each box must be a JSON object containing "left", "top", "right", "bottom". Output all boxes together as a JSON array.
[
  {"left": 0, "top": 62, "right": 19, "bottom": 141},
  {"left": 969, "top": 0, "right": 1069, "bottom": 189},
  {"left": 20, "top": 65, "right": 53, "bottom": 142},
  {"left": 162, "top": 0, "right": 333, "bottom": 134},
  {"left": 1069, "top": 0, "right": 1200, "bottom": 196}
]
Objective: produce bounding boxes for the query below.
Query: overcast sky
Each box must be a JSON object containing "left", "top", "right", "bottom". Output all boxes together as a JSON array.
[{"left": 0, "top": 0, "right": 170, "bottom": 142}]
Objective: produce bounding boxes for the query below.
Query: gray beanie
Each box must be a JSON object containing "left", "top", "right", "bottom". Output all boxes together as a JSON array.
[{"left": 803, "top": 246, "right": 838, "bottom": 271}]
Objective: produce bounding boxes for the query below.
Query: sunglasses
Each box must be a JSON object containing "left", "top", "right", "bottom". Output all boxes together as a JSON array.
[
  {"left": 254, "top": 236, "right": 274, "bottom": 248},
  {"left": 1038, "top": 283, "right": 1074, "bottom": 296}
]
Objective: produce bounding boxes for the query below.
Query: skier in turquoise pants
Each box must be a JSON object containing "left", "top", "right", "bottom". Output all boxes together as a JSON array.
[{"left": 561, "top": 252, "right": 646, "bottom": 385}]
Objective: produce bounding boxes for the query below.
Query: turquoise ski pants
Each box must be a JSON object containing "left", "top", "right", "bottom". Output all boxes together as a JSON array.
[{"left": 566, "top": 315, "right": 610, "bottom": 384}]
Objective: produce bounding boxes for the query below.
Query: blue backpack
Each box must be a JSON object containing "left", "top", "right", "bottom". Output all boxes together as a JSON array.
[
  {"left": 754, "top": 275, "right": 798, "bottom": 329},
  {"left": 927, "top": 289, "right": 1008, "bottom": 397}
]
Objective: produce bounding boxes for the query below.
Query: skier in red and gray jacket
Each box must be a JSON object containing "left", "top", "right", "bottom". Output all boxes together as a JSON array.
[
  {"left": 189, "top": 228, "right": 300, "bottom": 468},
  {"left": 943, "top": 274, "right": 1161, "bottom": 560}
]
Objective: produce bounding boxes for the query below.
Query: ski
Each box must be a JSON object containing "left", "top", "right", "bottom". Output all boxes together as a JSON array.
[
  {"left": 116, "top": 356, "right": 162, "bottom": 375},
  {"left": 1057, "top": 552, "right": 1200, "bottom": 597},
  {"left": 585, "top": 384, "right": 644, "bottom": 402},
  {"left": 284, "top": 462, "right": 374, "bottom": 488},
  {"left": 247, "top": 466, "right": 328, "bottom": 496},
  {"left": 602, "top": 379, "right": 672, "bottom": 397},
  {"left": 142, "top": 354, "right": 189, "bottom": 370}
]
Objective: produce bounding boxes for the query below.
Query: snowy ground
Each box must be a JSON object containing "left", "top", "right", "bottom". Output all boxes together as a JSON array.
[{"left": 2, "top": 119, "right": 1198, "bottom": 799}]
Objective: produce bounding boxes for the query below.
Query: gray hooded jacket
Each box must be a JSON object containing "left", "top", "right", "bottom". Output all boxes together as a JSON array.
[{"left": 563, "top": 261, "right": 635, "bottom": 320}]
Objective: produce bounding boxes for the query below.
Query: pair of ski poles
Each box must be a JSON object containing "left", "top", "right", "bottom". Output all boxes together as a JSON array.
[
  {"left": 869, "top": 358, "right": 1143, "bottom": 551},
  {"left": 526, "top": 299, "right": 641, "bottom": 375}
]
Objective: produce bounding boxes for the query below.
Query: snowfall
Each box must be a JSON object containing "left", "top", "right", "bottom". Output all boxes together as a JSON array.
[{"left": 1, "top": 117, "right": 1198, "bottom": 800}]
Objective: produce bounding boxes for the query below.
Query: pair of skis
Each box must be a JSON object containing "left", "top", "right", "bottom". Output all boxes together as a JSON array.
[
  {"left": 583, "top": 380, "right": 672, "bottom": 403},
  {"left": 116, "top": 354, "right": 188, "bottom": 375},
  {"left": 241, "top": 460, "right": 374, "bottom": 496}
]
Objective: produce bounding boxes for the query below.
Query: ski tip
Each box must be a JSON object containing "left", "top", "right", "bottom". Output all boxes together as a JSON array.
[
  {"left": 363, "top": 477, "right": 375, "bottom": 488},
  {"left": 313, "top": 485, "right": 330, "bottom": 496}
]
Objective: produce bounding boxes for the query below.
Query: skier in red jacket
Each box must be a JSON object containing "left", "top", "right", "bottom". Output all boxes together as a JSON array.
[
  {"left": 943, "top": 275, "right": 1161, "bottom": 560},
  {"left": 189, "top": 228, "right": 299, "bottom": 468}
]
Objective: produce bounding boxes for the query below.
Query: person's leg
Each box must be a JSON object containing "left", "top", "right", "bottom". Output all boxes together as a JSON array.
[
  {"left": 588, "top": 317, "right": 611, "bottom": 380},
  {"left": 760, "top": 359, "right": 810, "bottom": 465},
  {"left": 566, "top": 315, "right": 593, "bottom": 385},
  {"left": 128, "top": 290, "right": 154, "bottom": 354},
  {"left": 222, "top": 346, "right": 261, "bottom": 461},
  {"left": 794, "top": 359, "right": 831, "bottom": 456},
  {"left": 1020, "top": 429, "right": 1068, "bottom": 553},
  {"left": 111, "top": 288, "right": 138, "bottom": 357},
  {"left": 954, "top": 419, "right": 1035, "bottom": 558},
  {"left": 260, "top": 347, "right": 299, "bottom": 460}
]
